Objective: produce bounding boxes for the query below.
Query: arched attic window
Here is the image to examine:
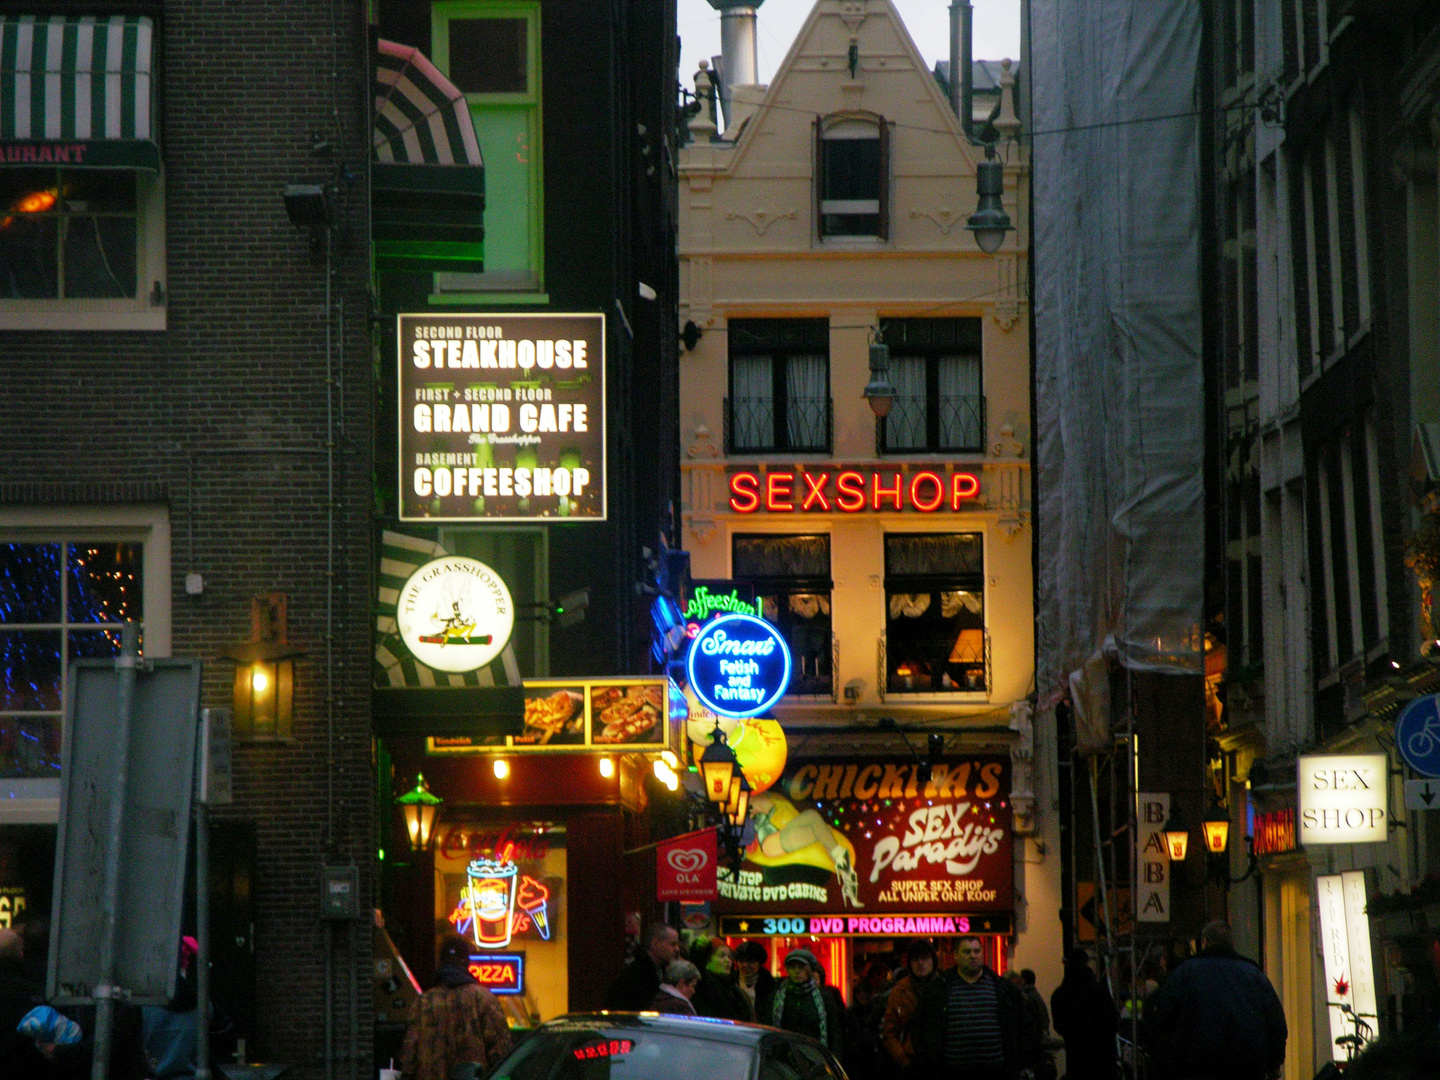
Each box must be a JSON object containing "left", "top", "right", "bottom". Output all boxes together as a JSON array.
[{"left": 815, "top": 114, "right": 889, "bottom": 239}]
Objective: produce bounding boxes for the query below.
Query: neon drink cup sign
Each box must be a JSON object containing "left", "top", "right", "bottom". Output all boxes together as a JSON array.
[{"left": 686, "top": 613, "right": 792, "bottom": 718}]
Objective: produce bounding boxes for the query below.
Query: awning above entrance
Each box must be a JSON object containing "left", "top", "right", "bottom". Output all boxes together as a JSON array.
[
  {"left": 0, "top": 15, "right": 159, "bottom": 170},
  {"left": 374, "top": 39, "right": 482, "bottom": 166}
]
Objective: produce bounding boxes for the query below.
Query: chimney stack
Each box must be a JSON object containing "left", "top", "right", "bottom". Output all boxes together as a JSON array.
[
  {"left": 707, "top": 0, "right": 764, "bottom": 123},
  {"left": 949, "top": 0, "right": 973, "bottom": 137}
]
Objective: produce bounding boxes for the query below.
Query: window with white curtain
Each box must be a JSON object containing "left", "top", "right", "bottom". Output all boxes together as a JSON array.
[
  {"left": 727, "top": 319, "right": 830, "bottom": 453},
  {"left": 878, "top": 318, "right": 984, "bottom": 453}
]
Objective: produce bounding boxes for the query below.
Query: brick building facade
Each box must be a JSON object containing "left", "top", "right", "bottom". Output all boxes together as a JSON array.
[{"left": 0, "top": 1, "right": 378, "bottom": 1072}]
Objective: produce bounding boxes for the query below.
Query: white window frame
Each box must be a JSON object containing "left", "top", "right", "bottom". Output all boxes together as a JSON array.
[
  {"left": 0, "top": 504, "right": 170, "bottom": 821},
  {"left": 0, "top": 169, "right": 167, "bottom": 331}
]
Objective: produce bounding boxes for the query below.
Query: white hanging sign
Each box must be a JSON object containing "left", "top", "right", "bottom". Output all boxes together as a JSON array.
[
  {"left": 1298, "top": 754, "right": 1388, "bottom": 845},
  {"left": 395, "top": 556, "right": 515, "bottom": 672},
  {"left": 1135, "top": 792, "right": 1170, "bottom": 922}
]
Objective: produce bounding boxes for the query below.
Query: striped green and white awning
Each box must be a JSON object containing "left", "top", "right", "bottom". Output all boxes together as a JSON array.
[
  {"left": 374, "top": 39, "right": 482, "bottom": 166},
  {"left": 0, "top": 15, "right": 158, "bottom": 170}
]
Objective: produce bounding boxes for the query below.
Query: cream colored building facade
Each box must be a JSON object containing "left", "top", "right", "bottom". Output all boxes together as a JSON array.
[{"left": 678, "top": 0, "right": 1060, "bottom": 988}]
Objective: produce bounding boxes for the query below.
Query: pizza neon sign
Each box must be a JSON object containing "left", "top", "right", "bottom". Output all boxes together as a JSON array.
[
  {"left": 467, "top": 953, "right": 524, "bottom": 994},
  {"left": 728, "top": 470, "right": 980, "bottom": 514}
]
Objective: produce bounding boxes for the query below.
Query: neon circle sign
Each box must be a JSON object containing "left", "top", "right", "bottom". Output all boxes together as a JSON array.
[{"left": 685, "top": 613, "right": 792, "bottom": 718}]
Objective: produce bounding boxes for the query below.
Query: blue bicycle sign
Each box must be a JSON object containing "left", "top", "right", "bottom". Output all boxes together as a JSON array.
[{"left": 1395, "top": 694, "right": 1440, "bottom": 778}]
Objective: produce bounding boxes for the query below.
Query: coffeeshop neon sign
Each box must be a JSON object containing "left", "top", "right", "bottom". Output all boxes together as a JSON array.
[{"left": 729, "top": 470, "right": 980, "bottom": 514}]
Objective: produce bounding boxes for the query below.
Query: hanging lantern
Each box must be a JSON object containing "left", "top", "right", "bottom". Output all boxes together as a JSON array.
[
  {"left": 725, "top": 771, "right": 752, "bottom": 827},
  {"left": 1162, "top": 810, "right": 1190, "bottom": 862},
  {"left": 396, "top": 774, "right": 442, "bottom": 852},
  {"left": 700, "top": 721, "right": 739, "bottom": 803},
  {"left": 1202, "top": 802, "right": 1230, "bottom": 855}
]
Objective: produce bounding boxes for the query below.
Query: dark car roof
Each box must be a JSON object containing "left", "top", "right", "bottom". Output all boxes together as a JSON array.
[{"left": 536, "top": 1012, "right": 775, "bottom": 1047}]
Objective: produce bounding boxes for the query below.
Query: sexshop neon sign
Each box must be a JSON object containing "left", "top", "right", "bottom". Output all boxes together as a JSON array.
[{"left": 729, "top": 470, "right": 980, "bottom": 514}]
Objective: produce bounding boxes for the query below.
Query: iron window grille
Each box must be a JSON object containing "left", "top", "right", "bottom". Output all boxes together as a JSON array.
[
  {"left": 876, "top": 318, "right": 985, "bottom": 454},
  {"left": 726, "top": 319, "right": 832, "bottom": 454}
]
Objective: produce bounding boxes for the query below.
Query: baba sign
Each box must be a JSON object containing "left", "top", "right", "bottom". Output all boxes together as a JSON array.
[{"left": 686, "top": 614, "right": 791, "bottom": 718}]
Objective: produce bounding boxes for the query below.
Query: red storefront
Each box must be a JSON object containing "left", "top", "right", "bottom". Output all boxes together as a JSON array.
[{"left": 713, "top": 754, "right": 1016, "bottom": 993}]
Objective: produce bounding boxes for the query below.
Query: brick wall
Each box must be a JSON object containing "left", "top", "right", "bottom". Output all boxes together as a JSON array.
[{"left": 0, "top": 1, "right": 377, "bottom": 1073}]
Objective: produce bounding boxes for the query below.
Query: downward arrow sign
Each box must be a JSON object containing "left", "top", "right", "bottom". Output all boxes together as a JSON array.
[{"left": 1425, "top": 786, "right": 1438, "bottom": 806}]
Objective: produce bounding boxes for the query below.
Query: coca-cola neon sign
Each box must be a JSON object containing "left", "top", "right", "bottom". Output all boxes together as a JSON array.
[{"left": 728, "top": 470, "right": 980, "bottom": 514}]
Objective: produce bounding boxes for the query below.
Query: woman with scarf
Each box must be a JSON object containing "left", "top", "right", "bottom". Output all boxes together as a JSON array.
[{"left": 762, "top": 949, "right": 844, "bottom": 1056}]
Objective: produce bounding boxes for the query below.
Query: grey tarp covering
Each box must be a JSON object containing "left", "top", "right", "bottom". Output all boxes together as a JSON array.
[{"left": 1031, "top": 0, "right": 1204, "bottom": 707}]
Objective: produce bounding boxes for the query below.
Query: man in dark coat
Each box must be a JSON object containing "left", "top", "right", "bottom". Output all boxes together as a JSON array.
[
  {"left": 603, "top": 922, "right": 679, "bottom": 1011},
  {"left": 1049, "top": 948, "right": 1118, "bottom": 1080},
  {"left": 911, "top": 936, "right": 1037, "bottom": 1080},
  {"left": 763, "top": 949, "right": 845, "bottom": 1056},
  {"left": 1143, "top": 921, "right": 1286, "bottom": 1080}
]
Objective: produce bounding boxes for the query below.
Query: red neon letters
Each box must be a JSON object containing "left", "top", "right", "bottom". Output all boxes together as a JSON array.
[{"left": 729, "top": 470, "right": 980, "bottom": 513}]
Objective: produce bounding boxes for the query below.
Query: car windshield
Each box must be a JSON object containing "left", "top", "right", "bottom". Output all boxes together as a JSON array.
[{"left": 490, "top": 1027, "right": 755, "bottom": 1080}]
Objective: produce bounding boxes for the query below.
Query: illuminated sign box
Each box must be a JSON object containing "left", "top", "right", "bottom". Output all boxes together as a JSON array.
[
  {"left": 467, "top": 952, "right": 524, "bottom": 995},
  {"left": 1298, "top": 754, "right": 1388, "bottom": 845},
  {"left": 718, "top": 913, "right": 1013, "bottom": 936},
  {"left": 728, "top": 467, "right": 980, "bottom": 514},
  {"left": 715, "top": 756, "right": 1013, "bottom": 915},
  {"left": 398, "top": 313, "right": 606, "bottom": 522},
  {"left": 428, "top": 677, "right": 676, "bottom": 754},
  {"left": 685, "top": 614, "right": 791, "bottom": 719}
]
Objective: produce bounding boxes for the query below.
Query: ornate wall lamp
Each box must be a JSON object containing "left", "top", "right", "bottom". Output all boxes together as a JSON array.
[
  {"left": 226, "top": 594, "right": 304, "bottom": 740},
  {"left": 396, "top": 774, "right": 442, "bottom": 852}
]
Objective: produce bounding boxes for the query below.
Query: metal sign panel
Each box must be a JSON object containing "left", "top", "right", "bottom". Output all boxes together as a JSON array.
[
  {"left": 1404, "top": 778, "right": 1440, "bottom": 811},
  {"left": 1136, "top": 793, "right": 1170, "bottom": 922},
  {"left": 49, "top": 660, "right": 201, "bottom": 1004},
  {"left": 1395, "top": 694, "right": 1440, "bottom": 777},
  {"left": 397, "top": 312, "right": 606, "bottom": 522},
  {"left": 199, "top": 706, "right": 233, "bottom": 806}
]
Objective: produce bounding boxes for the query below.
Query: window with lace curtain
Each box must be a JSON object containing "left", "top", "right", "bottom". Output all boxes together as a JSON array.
[
  {"left": 877, "top": 318, "right": 984, "bottom": 453},
  {"left": 732, "top": 533, "right": 831, "bottom": 696},
  {"left": 884, "top": 533, "right": 985, "bottom": 694},
  {"left": 726, "top": 319, "right": 831, "bottom": 454}
]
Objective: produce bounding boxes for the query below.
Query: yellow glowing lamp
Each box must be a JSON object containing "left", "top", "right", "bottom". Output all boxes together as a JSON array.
[
  {"left": 725, "top": 771, "right": 752, "bottom": 826},
  {"left": 1202, "top": 804, "right": 1230, "bottom": 855},
  {"left": 396, "top": 775, "right": 442, "bottom": 852},
  {"left": 226, "top": 594, "right": 303, "bottom": 740},
  {"left": 599, "top": 756, "right": 616, "bottom": 779},
  {"left": 1162, "top": 811, "right": 1190, "bottom": 862},
  {"left": 700, "top": 722, "right": 739, "bottom": 803}
]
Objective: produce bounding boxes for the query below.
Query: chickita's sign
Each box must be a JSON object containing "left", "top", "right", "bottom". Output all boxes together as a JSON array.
[
  {"left": 716, "top": 757, "right": 1012, "bottom": 915},
  {"left": 399, "top": 313, "right": 606, "bottom": 522}
]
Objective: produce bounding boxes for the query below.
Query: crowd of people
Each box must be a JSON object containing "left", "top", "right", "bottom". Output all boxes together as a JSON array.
[{"left": 600, "top": 919, "right": 1305, "bottom": 1080}]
